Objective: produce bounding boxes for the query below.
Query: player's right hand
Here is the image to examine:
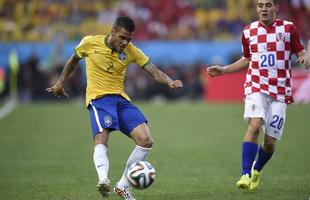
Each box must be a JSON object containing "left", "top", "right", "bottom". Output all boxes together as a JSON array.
[
  {"left": 46, "top": 82, "right": 69, "bottom": 98},
  {"left": 169, "top": 80, "right": 183, "bottom": 90},
  {"left": 207, "top": 66, "right": 225, "bottom": 77}
]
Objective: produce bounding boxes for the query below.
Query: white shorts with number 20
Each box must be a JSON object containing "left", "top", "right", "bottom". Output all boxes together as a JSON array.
[{"left": 244, "top": 92, "right": 287, "bottom": 140}]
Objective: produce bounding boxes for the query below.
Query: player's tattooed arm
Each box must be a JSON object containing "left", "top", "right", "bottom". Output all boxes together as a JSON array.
[
  {"left": 58, "top": 54, "right": 80, "bottom": 85},
  {"left": 143, "top": 63, "right": 172, "bottom": 84},
  {"left": 143, "top": 63, "right": 183, "bottom": 89}
]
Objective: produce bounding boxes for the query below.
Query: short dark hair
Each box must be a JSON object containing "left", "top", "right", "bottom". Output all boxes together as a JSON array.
[{"left": 113, "top": 16, "right": 135, "bottom": 32}]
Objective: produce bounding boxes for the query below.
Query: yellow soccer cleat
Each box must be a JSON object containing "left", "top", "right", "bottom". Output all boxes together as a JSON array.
[
  {"left": 236, "top": 174, "right": 251, "bottom": 189},
  {"left": 250, "top": 169, "right": 261, "bottom": 190}
]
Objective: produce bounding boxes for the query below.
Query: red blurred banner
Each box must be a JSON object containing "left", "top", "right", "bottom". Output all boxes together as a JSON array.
[{"left": 202, "top": 69, "right": 310, "bottom": 103}]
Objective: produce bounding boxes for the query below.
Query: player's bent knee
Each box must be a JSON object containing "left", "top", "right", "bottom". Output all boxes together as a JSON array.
[
  {"left": 135, "top": 135, "right": 153, "bottom": 148},
  {"left": 145, "top": 137, "right": 154, "bottom": 148},
  {"left": 141, "top": 137, "right": 154, "bottom": 148},
  {"left": 130, "top": 124, "right": 153, "bottom": 148},
  {"left": 94, "top": 131, "right": 109, "bottom": 145},
  {"left": 248, "top": 122, "right": 261, "bottom": 134}
]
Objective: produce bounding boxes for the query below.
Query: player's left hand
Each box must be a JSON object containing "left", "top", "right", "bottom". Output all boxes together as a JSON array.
[
  {"left": 296, "top": 54, "right": 310, "bottom": 69},
  {"left": 296, "top": 40, "right": 310, "bottom": 69},
  {"left": 169, "top": 80, "right": 183, "bottom": 90}
]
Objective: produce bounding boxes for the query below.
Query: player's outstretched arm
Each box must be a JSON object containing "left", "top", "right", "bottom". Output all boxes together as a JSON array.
[
  {"left": 207, "top": 65, "right": 225, "bottom": 77},
  {"left": 143, "top": 63, "right": 183, "bottom": 90},
  {"left": 207, "top": 57, "right": 250, "bottom": 77},
  {"left": 296, "top": 40, "right": 310, "bottom": 69},
  {"left": 46, "top": 54, "right": 80, "bottom": 97}
]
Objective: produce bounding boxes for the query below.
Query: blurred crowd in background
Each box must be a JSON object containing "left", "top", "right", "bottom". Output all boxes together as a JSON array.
[
  {"left": 0, "top": 0, "right": 309, "bottom": 102},
  {"left": 1, "top": 0, "right": 310, "bottom": 41}
]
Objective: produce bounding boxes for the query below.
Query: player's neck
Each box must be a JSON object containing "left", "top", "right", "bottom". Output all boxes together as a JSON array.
[{"left": 259, "top": 18, "right": 276, "bottom": 27}]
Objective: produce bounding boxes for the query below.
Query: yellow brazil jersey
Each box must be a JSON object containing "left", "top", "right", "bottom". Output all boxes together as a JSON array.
[{"left": 75, "top": 35, "right": 150, "bottom": 106}]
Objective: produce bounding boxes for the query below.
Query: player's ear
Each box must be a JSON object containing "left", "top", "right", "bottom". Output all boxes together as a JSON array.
[
  {"left": 110, "top": 28, "right": 115, "bottom": 36},
  {"left": 275, "top": 4, "right": 279, "bottom": 12}
]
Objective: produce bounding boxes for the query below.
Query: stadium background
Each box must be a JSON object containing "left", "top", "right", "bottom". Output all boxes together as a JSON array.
[
  {"left": 0, "top": 1, "right": 310, "bottom": 200},
  {"left": 0, "top": 0, "right": 310, "bottom": 102}
]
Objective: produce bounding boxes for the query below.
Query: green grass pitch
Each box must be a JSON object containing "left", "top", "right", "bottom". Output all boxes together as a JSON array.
[{"left": 0, "top": 102, "right": 309, "bottom": 200}]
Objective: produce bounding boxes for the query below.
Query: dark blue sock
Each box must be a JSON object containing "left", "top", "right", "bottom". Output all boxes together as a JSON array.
[
  {"left": 242, "top": 142, "right": 258, "bottom": 176},
  {"left": 254, "top": 145, "right": 273, "bottom": 172}
]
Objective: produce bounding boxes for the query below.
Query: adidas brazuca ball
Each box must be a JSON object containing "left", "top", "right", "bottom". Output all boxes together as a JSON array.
[{"left": 126, "top": 161, "right": 156, "bottom": 189}]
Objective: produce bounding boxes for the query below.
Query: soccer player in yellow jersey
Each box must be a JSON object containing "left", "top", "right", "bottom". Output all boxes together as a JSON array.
[{"left": 47, "top": 16, "right": 183, "bottom": 200}]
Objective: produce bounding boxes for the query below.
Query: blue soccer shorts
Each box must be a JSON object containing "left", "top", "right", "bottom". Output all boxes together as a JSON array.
[{"left": 88, "top": 95, "right": 147, "bottom": 137}]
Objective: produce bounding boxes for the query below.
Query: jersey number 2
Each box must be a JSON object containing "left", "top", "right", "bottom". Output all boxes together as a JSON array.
[{"left": 105, "top": 62, "right": 114, "bottom": 73}]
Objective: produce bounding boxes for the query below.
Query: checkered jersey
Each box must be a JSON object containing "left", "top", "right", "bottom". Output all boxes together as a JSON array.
[{"left": 242, "top": 19, "right": 304, "bottom": 104}]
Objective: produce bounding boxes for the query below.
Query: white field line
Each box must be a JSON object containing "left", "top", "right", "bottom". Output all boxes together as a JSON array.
[{"left": 0, "top": 99, "right": 17, "bottom": 120}]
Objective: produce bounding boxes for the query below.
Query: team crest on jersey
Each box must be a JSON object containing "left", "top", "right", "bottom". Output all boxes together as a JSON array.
[
  {"left": 119, "top": 52, "right": 126, "bottom": 61},
  {"left": 251, "top": 104, "right": 257, "bottom": 111},
  {"left": 104, "top": 115, "right": 112, "bottom": 126},
  {"left": 276, "top": 33, "right": 285, "bottom": 42}
]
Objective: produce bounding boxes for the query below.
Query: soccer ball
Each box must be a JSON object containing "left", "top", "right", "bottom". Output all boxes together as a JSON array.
[{"left": 126, "top": 161, "right": 156, "bottom": 189}]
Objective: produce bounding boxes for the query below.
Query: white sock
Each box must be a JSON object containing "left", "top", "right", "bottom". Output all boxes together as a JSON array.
[
  {"left": 93, "top": 144, "right": 109, "bottom": 181},
  {"left": 117, "top": 145, "right": 152, "bottom": 188}
]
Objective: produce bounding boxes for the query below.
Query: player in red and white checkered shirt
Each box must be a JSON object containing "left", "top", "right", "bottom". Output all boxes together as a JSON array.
[{"left": 207, "top": 0, "right": 310, "bottom": 191}]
